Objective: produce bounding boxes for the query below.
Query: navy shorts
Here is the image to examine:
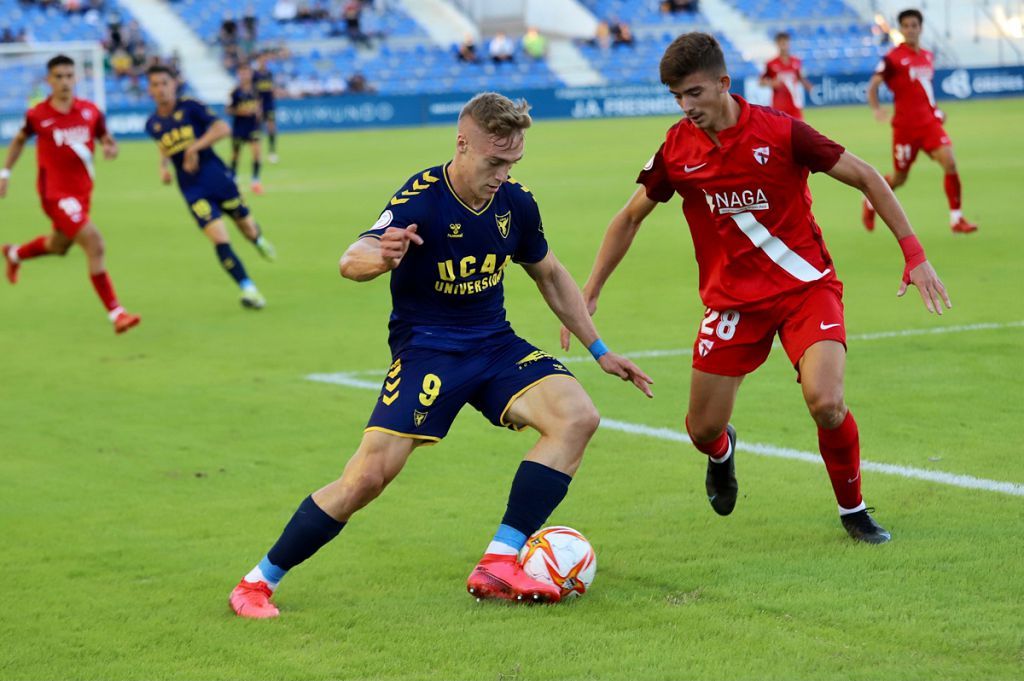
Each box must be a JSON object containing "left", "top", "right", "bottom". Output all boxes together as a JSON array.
[
  {"left": 232, "top": 120, "right": 260, "bottom": 143},
  {"left": 365, "top": 335, "right": 575, "bottom": 442},
  {"left": 181, "top": 171, "right": 250, "bottom": 228}
]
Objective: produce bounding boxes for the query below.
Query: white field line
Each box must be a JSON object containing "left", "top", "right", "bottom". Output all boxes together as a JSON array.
[{"left": 304, "top": 320, "right": 1024, "bottom": 498}]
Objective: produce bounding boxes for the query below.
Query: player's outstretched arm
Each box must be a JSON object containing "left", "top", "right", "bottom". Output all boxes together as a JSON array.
[
  {"left": 0, "top": 129, "right": 29, "bottom": 198},
  {"left": 339, "top": 225, "right": 422, "bottom": 282},
  {"left": 827, "top": 151, "right": 952, "bottom": 314},
  {"left": 866, "top": 73, "right": 888, "bottom": 123},
  {"left": 525, "top": 252, "right": 653, "bottom": 398},
  {"left": 559, "top": 187, "right": 658, "bottom": 350}
]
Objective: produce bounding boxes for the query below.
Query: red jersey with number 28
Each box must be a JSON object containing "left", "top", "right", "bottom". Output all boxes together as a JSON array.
[
  {"left": 22, "top": 97, "right": 106, "bottom": 200},
  {"left": 637, "top": 95, "right": 844, "bottom": 311},
  {"left": 877, "top": 44, "right": 941, "bottom": 128}
]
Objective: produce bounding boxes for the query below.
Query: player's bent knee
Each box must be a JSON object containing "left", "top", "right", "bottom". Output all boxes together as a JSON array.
[
  {"left": 806, "top": 393, "right": 846, "bottom": 429},
  {"left": 688, "top": 420, "right": 729, "bottom": 445}
]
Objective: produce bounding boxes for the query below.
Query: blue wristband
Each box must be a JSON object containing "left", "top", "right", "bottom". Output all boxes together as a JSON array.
[{"left": 588, "top": 338, "right": 609, "bottom": 361}]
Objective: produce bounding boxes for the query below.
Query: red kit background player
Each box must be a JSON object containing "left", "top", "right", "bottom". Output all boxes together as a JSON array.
[
  {"left": 566, "top": 32, "right": 952, "bottom": 544},
  {"left": 760, "top": 32, "right": 812, "bottom": 119},
  {"left": 1, "top": 54, "right": 140, "bottom": 334},
  {"left": 865, "top": 8, "right": 978, "bottom": 234}
]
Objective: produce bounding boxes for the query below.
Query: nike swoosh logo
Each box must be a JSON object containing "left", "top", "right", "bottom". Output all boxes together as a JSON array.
[
  {"left": 41, "top": 119, "right": 55, "bottom": 128},
  {"left": 684, "top": 163, "right": 707, "bottom": 173},
  {"left": 820, "top": 322, "right": 841, "bottom": 330},
  {"left": 847, "top": 473, "right": 860, "bottom": 484}
]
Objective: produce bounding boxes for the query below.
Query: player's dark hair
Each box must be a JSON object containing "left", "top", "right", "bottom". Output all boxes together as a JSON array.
[
  {"left": 775, "top": 31, "right": 791, "bottom": 42},
  {"left": 898, "top": 8, "right": 923, "bottom": 25},
  {"left": 459, "top": 92, "right": 532, "bottom": 146},
  {"left": 46, "top": 54, "right": 74, "bottom": 71},
  {"left": 146, "top": 64, "right": 176, "bottom": 79},
  {"left": 660, "top": 32, "right": 727, "bottom": 86}
]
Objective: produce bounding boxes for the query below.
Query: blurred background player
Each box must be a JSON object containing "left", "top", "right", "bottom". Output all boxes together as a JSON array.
[
  {"left": 253, "top": 53, "right": 279, "bottom": 164},
  {"left": 227, "top": 64, "right": 264, "bottom": 194},
  {"left": 760, "top": 31, "right": 812, "bottom": 119},
  {"left": 865, "top": 8, "right": 978, "bottom": 234},
  {"left": 145, "top": 64, "right": 275, "bottom": 310},
  {"left": 228, "top": 92, "right": 653, "bottom": 618},
  {"left": 567, "top": 33, "right": 952, "bottom": 545},
  {"left": 0, "top": 55, "right": 140, "bottom": 335}
]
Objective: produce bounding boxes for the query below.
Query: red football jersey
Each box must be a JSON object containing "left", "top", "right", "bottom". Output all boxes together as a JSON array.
[
  {"left": 763, "top": 56, "right": 805, "bottom": 114},
  {"left": 877, "top": 44, "right": 941, "bottom": 128},
  {"left": 637, "top": 96, "right": 844, "bottom": 311},
  {"left": 22, "top": 97, "right": 106, "bottom": 200}
]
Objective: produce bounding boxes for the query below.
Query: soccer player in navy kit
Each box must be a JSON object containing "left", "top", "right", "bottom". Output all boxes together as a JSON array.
[
  {"left": 145, "top": 65, "right": 276, "bottom": 309},
  {"left": 253, "top": 53, "right": 278, "bottom": 164},
  {"left": 229, "top": 92, "right": 653, "bottom": 618},
  {"left": 227, "top": 64, "right": 263, "bottom": 194}
]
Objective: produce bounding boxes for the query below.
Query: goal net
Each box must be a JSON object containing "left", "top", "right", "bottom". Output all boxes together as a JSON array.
[{"left": 0, "top": 41, "right": 106, "bottom": 119}]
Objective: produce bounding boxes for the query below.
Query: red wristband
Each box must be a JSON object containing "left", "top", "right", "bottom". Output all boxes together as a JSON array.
[{"left": 898, "top": 234, "right": 927, "bottom": 283}]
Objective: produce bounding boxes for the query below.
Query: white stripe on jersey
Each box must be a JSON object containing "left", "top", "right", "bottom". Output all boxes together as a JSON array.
[{"left": 730, "top": 211, "right": 830, "bottom": 282}]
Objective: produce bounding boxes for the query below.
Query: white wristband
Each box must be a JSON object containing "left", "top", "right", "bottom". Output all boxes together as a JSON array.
[{"left": 0, "top": 168, "right": 10, "bottom": 180}]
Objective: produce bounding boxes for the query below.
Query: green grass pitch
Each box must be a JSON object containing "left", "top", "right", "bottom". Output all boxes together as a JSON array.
[{"left": 1, "top": 98, "right": 1022, "bottom": 680}]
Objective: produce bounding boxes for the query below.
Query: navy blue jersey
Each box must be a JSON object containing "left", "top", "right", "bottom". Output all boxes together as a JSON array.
[
  {"left": 229, "top": 86, "right": 260, "bottom": 138},
  {"left": 360, "top": 163, "right": 548, "bottom": 354},
  {"left": 253, "top": 69, "right": 275, "bottom": 110},
  {"left": 145, "top": 97, "right": 229, "bottom": 193}
]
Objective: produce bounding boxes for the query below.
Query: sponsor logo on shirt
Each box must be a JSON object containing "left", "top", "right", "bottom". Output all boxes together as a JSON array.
[
  {"left": 52, "top": 126, "right": 91, "bottom": 147},
  {"left": 709, "top": 188, "right": 770, "bottom": 214}
]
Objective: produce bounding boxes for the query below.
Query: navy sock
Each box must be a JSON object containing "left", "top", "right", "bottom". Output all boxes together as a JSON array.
[
  {"left": 265, "top": 495, "right": 346, "bottom": 574},
  {"left": 214, "top": 243, "right": 251, "bottom": 288},
  {"left": 252, "top": 160, "right": 261, "bottom": 182},
  {"left": 269, "top": 133, "right": 277, "bottom": 153},
  {"left": 500, "top": 461, "right": 572, "bottom": 538}
]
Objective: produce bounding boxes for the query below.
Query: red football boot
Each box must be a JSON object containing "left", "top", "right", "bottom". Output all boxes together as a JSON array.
[
  {"left": 113, "top": 311, "right": 141, "bottom": 335},
  {"left": 951, "top": 217, "right": 978, "bottom": 234},
  {"left": 861, "top": 199, "right": 875, "bottom": 232},
  {"left": 467, "top": 553, "right": 561, "bottom": 604},
  {"left": 229, "top": 579, "right": 280, "bottom": 618},
  {"left": 2, "top": 244, "right": 19, "bottom": 284}
]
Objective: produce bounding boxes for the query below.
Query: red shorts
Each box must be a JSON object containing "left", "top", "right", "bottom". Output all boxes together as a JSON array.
[
  {"left": 691, "top": 281, "right": 846, "bottom": 379},
  {"left": 892, "top": 121, "right": 951, "bottom": 172},
  {"left": 42, "top": 195, "right": 91, "bottom": 238}
]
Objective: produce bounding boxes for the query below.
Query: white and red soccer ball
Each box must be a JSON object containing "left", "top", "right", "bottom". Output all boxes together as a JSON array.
[{"left": 518, "top": 525, "right": 596, "bottom": 600}]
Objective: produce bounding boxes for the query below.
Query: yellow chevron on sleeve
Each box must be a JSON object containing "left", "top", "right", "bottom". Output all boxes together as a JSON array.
[
  {"left": 401, "top": 190, "right": 421, "bottom": 197},
  {"left": 382, "top": 392, "right": 399, "bottom": 406},
  {"left": 390, "top": 196, "right": 409, "bottom": 205},
  {"left": 412, "top": 179, "right": 429, "bottom": 191},
  {"left": 421, "top": 170, "right": 439, "bottom": 183}
]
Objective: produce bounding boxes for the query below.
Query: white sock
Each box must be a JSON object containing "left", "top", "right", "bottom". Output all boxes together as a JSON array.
[
  {"left": 107, "top": 306, "right": 124, "bottom": 322},
  {"left": 709, "top": 439, "right": 733, "bottom": 464},
  {"left": 838, "top": 500, "right": 867, "bottom": 516},
  {"left": 950, "top": 209, "right": 963, "bottom": 225},
  {"left": 484, "top": 540, "right": 520, "bottom": 556},
  {"left": 7, "top": 246, "right": 20, "bottom": 264},
  {"left": 244, "top": 565, "right": 280, "bottom": 591}
]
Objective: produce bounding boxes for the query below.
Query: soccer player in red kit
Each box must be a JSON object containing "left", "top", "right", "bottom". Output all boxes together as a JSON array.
[
  {"left": 1, "top": 54, "right": 140, "bottom": 333},
  {"left": 565, "top": 33, "right": 952, "bottom": 543},
  {"left": 760, "top": 32, "right": 812, "bottom": 119},
  {"left": 864, "top": 9, "right": 977, "bottom": 234}
]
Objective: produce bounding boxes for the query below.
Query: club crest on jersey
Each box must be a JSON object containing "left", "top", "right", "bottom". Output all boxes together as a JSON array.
[
  {"left": 82, "top": 109, "right": 92, "bottom": 120},
  {"left": 413, "top": 410, "right": 428, "bottom": 427},
  {"left": 448, "top": 223, "right": 463, "bottom": 238},
  {"left": 495, "top": 211, "right": 511, "bottom": 238},
  {"left": 370, "top": 210, "right": 393, "bottom": 232},
  {"left": 753, "top": 146, "right": 770, "bottom": 165},
  {"left": 174, "top": 110, "right": 184, "bottom": 121}
]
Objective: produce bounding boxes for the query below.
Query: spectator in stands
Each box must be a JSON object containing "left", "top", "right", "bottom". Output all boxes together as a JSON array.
[
  {"left": 489, "top": 32, "right": 515, "bottom": 64},
  {"left": 242, "top": 7, "right": 258, "bottom": 55},
  {"left": 593, "top": 21, "right": 612, "bottom": 52},
  {"left": 346, "top": 71, "right": 376, "bottom": 94},
  {"left": 273, "top": 0, "right": 298, "bottom": 22},
  {"left": 522, "top": 27, "right": 547, "bottom": 60},
  {"left": 295, "top": 0, "right": 329, "bottom": 21},
  {"left": 219, "top": 15, "right": 241, "bottom": 69},
  {"left": 110, "top": 47, "right": 133, "bottom": 77},
  {"left": 341, "top": 1, "right": 370, "bottom": 45},
  {"left": 457, "top": 33, "right": 480, "bottom": 63},
  {"left": 661, "top": 0, "right": 698, "bottom": 13},
  {"left": 610, "top": 19, "right": 634, "bottom": 47}
]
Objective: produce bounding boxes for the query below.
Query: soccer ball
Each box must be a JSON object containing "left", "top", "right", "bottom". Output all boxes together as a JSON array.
[{"left": 519, "top": 526, "right": 597, "bottom": 600}]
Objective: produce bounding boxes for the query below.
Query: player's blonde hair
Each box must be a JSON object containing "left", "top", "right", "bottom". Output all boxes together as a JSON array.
[{"left": 459, "top": 92, "right": 532, "bottom": 146}]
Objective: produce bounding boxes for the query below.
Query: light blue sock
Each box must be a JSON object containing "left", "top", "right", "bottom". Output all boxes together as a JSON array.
[{"left": 485, "top": 523, "right": 527, "bottom": 556}]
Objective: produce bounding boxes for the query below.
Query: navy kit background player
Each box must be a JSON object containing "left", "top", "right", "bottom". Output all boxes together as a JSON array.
[
  {"left": 144, "top": 65, "right": 276, "bottom": 309},
  {"left": 227, "top": 64, "right": 263, "bottom": 194},
  {"left": 253, "top": 53, "right": 278, "bottom": 164},
  {"left": 229, "top": 92, "right": 653, "bottom": 618}
]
